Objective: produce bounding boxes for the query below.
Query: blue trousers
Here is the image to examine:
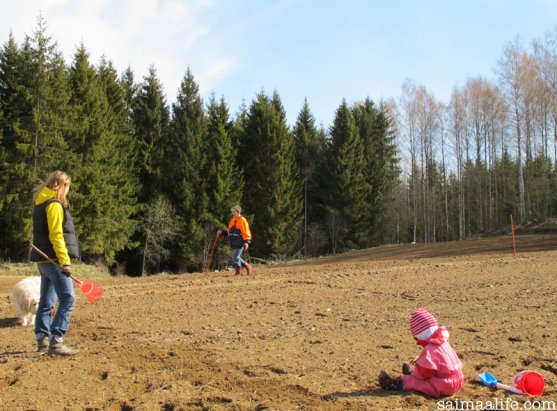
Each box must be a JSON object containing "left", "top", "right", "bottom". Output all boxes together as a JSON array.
[
  {"left": 232, "top": 247, "right": 246, "bottom": 269},
  {"left": 35, "top": 263, "right": 75, "bottom": 340}
]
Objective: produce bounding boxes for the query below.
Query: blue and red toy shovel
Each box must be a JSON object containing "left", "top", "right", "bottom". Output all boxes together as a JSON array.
[{"left": 478, "top": 371, "right": 544, "bottom": 396}]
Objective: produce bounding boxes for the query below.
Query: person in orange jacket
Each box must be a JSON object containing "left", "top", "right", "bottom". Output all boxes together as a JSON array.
[{"left": 217, "top": 205, "right": 252, "bottom": 277}]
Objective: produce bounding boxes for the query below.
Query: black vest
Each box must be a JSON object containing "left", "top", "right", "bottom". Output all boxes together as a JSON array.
[
  {"left": 228, "top": 222, "right": 244, "bottom": 249},
  {"left": 31, "top": 198, "right": 80, "bottom": 262}
]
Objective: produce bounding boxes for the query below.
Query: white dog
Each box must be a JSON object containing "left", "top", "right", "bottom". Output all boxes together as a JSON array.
[{"left": 13, "top": 276, "right": 41, "bottom": 326}]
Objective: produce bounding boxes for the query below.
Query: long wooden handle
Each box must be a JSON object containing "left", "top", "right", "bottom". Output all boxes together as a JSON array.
[
  {"left": 30, "top": 243, "right": 79, "bottom": 284},
  {"left": 204, "top": 231, "right": 220, "bottom": 277},
  {"left": 30, "top": 243, "right": 59, "bottom": 266}
]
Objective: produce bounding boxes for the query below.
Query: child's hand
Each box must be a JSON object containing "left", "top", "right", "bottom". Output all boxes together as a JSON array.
[{"left": 409, "top": 357, "right": 418, "bottom": 365}]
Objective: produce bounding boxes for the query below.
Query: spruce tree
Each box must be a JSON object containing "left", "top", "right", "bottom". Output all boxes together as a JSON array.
[
  {"left": 66, "top": 46, "right": 138, "bottom": 264},
  {"left": 495, "top": 151, "right": 519, "bottom": 225},
  {"left": 132, "top": 65, "right": 169, "bottom": 204},
  {"left": 231, "top": 99, "right": 248, "bottom": 149},
  {"left": 205, "top": 94, "right": 242, "bottom": 223},
  {"left": 24, "top": 18, "right": 72, "bottom": 175},
  {"left": 124, "top": 66, "right": 170, "bottom": 273},
  {"left": 121, "top": 66, "right": 137, "bottom": 124},
  {"left": 200, "top": 95, "right": 242, "bottom": 269},
  {"left": 0, "top": 19, "right": 71, "bottom": 260},
  {"left": 293, "top": 99, "right": 325, "bottom": 255},
  {"left": 98, "top": 58, "right": 133, "bottom": 143},
  {"left": 327, "top": 99, "right": 370, "bottom": 249},
  {"left": 66, "top": 45, "right": 108, "bottom": 258},
  {"left": 0, "top": 34, "right": 28, "bottom": 258},
  {"left": 353, "top": 98, "right": 399, "bottom": 244},
  {"left": 310, "top": 125, "right": 333, "bottom": 240},
  {"left": 373, "top": 103, "right": 400, "bottom": 238},
  {"left": 164, "top": 68, "right": 207, "bottom": 269},
  {"left": 240, "top": 91, "right": 301, "bottom": 257},
  {"left": 97, "top": 57, "right": 139, "bottom": 263}
]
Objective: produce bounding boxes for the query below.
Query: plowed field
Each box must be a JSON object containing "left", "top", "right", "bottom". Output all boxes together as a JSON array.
[{"left": 1, "top": 235, "right": 556, "bottom": 410}]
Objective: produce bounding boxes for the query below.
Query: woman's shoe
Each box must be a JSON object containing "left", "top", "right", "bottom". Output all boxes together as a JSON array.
[{"left": 48, "top": 341, "right": 78, "bottom": 356}]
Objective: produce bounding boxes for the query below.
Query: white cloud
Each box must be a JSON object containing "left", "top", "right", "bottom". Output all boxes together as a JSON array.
[
  {"left": 197, "top": 56, "right": 237, "bottom": 91},
  {"left": 0, "top": 0, "right": 236, "bottom": 101}
]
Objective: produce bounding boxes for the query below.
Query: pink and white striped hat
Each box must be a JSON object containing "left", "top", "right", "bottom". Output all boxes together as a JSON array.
[{"left": 409, "top": 308, "right": 439, "bottom": 337}]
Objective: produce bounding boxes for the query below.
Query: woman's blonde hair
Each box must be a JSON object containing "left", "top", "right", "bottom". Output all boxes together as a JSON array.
[{"left": 34, "top": 170, "right": 72, "bottom": 206}]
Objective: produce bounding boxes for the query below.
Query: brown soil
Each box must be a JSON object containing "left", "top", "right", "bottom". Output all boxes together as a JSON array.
[{"left": 1, "top": 235, "right": 556, "bottom": 410}]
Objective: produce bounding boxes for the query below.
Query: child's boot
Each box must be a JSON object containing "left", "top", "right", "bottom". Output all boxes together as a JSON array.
[
  {"left": 379, "top": 370, "right": 403, "bottom": 391},
  {"left": 234, "top": 267, "right": 242, "bottom": 277}
]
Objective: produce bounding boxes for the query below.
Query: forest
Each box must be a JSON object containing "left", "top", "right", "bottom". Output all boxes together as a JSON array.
[{"left": 1, "top": 18, "right": 556, "bottom": 275}]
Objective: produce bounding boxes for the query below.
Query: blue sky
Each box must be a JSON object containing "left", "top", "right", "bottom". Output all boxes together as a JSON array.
[{"left": 1, "top": 0, "right": 556, "bottom": 127}]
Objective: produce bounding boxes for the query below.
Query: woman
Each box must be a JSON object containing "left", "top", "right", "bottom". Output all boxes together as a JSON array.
[
  {"left": 30, "top": 170, "right": 80, "bottom": 356},
  {"left": 217, "top": 205, "right": 252, "bottom": 277}
]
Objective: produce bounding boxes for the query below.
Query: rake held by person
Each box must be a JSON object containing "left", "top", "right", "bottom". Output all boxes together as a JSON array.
[{"left": 31, "top": 244, "right": 103, "bottom": 305}]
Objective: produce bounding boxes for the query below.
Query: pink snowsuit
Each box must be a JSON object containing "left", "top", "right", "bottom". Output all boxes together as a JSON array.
[{"left": 401, "top": 327, "right": 464, "bottom": 397}]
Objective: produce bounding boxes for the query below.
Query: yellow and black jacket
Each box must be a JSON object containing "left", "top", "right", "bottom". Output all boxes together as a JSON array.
[{"left": 31, "top": 187, "right": 80, "bottom": 265}]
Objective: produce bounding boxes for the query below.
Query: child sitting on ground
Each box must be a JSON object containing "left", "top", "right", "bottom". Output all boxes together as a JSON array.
[{"left": 379, "top": 308, "right": 464, "bottom": 397}]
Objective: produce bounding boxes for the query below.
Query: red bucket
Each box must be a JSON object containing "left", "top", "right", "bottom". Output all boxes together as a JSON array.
[{"left": 514, "top": 370, "right": 544, "bottom": 396}]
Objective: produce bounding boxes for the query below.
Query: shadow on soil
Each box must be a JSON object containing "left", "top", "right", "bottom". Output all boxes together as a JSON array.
[
  {"left": 0, "top": 316, "right": 20, "bottom": 328},
  {"left": 323, "top": 388, "right": 413, "bottom": 400}
]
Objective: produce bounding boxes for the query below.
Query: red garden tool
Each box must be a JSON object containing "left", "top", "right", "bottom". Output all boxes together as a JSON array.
[
  {"left": 30, "top": 244, "right": 103, "bottom": 304},
  {"left": 204, "top": 230, "right": 220, "bottom": 277}
]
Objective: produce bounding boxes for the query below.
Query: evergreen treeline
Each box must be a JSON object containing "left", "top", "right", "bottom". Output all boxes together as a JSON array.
[
  {"left": 2, "top": 20, "right": 556, "bottom": 274},
  {"left": 0, "top": 19, "right": 397, "bottom": 274}
]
